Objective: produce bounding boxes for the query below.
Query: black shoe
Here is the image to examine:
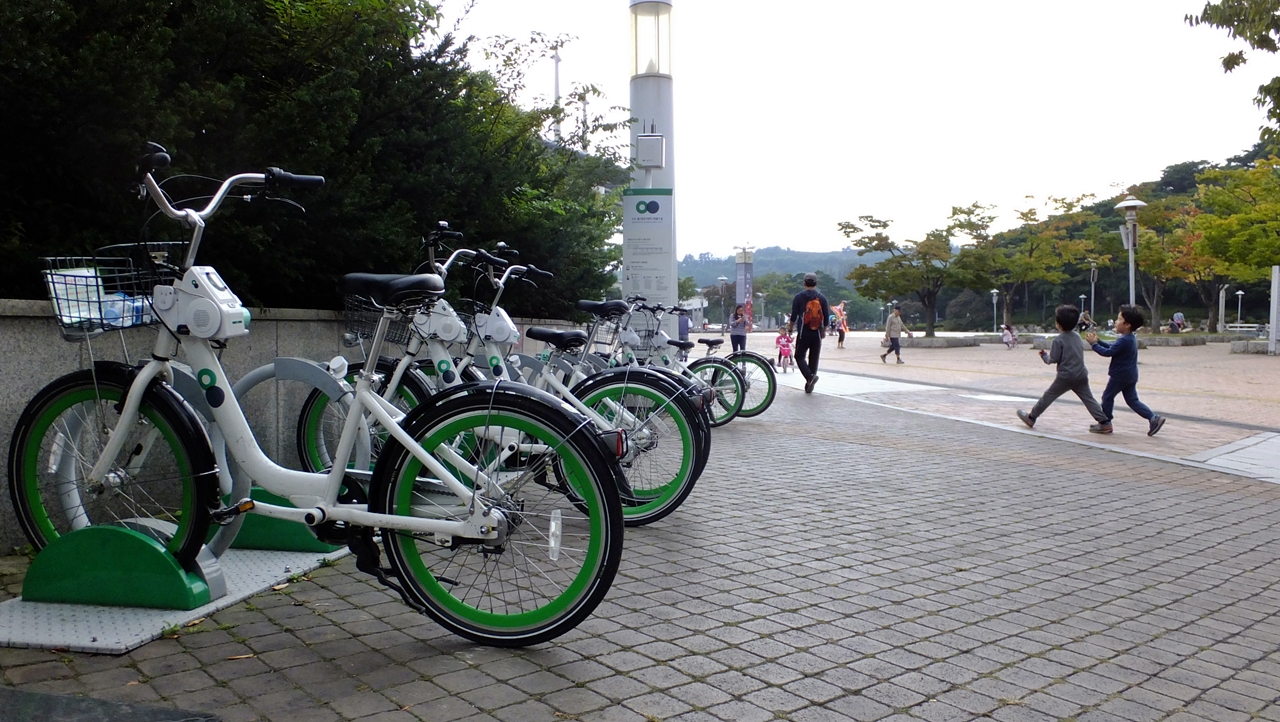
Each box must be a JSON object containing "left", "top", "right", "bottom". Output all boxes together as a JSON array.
[
  {"left": 804, "top": 375, "right": 816, "bottom": 394},
  {"left": 1148, "top": 416, "right": 1166, "bottom": 437},
  {"left": 1017, "top": 410, "right": 1034, "bottom": 428}
]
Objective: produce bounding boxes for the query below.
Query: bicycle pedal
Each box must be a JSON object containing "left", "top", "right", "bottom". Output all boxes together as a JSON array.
[{"left": 210, "top": 498, "right": 255, "bottom": 525}]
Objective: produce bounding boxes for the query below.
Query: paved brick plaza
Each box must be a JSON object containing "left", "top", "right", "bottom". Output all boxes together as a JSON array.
[{"left": 4, "top": 358, "right": 1280, "bottom": 721}]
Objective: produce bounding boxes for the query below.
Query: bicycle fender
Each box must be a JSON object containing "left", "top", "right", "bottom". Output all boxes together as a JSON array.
[{"left": 400, "top": 379, "right": 588, "bottom": 430}]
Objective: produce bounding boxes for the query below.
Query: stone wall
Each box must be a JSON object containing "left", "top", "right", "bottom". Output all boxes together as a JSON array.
[{"left": 0, "top": 299, "right": 581, "bottom": 552}]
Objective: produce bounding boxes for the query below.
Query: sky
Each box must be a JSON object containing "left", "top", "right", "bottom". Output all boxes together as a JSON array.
[{"left": 445, "top": 0, "right": 1276, "bottom": 258}]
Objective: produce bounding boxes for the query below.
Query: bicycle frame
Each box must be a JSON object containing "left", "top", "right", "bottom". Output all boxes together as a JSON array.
[{"left": 83, "top": 172, "right": 513, "bottom": 544}]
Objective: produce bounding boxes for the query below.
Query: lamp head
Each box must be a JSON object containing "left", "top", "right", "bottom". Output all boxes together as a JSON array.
[
  {"left": 1115, "top": 195, "right": 1146, "bottom": 221},
  {"left": 1236, "top": 290, "right": 1245, "bottom": 297}
]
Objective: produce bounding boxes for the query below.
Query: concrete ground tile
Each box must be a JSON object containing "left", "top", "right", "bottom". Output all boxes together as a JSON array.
[
  {"left": 826, "top": 692, "right": 895, "bottom": 721},
  {"left": 1096, "top": 697, "right": 1164, "bottom": 722},
  {"left": 552, "top": 659, "right": 616, "bottom": 684},
  {"left": 1184, "top": 700, "right": 1252, "bottom": 722},
  {"left": 204, "top": 656, "right": 272, "bottom": 682},
  {"left": 230, "top": 670, "right": 303, "bottom": 698},
  {"left": 135, "top": 652, "right": 201, "bottom": 678},
  {"left": 667, "top": 681, "right": 734, "bottom": 708},
  {"left": 782, "top": 675, "right": 845, "bottom": 704},
  {"left": 328, "top": 689, "right": 398, "bottom": 719},
  {"left": 744, "top": 661, "right": 805, "bottom": 685},
  {"left": 704, "top": 699, "right": 776, "bottom": 722},
  {"left": 1201, "top": 686, "right": 1268, "bottom": 713},
  {"left": 935, "top": 688, "right": 1001, "bottom": 715},
  {"left": 586, "top": 674, "right": 652, "bottom": 701},
  {"left": 281, "top": 660, "right": 346, "bottom": 687},
  {"left": 623, "top": 691, "right": 694, "bottom": 718},
  {"left": 629, "top": 664, "right": 693, "bottom": 689},
  {"left": 741, "top": 686, "right": 810, "bottom": 713},
  {"left": 148, "top": 669, "right": 216, "bottom": 697},
  {"left": 168, "top": 685, "right": 243, "bottom": 712}
]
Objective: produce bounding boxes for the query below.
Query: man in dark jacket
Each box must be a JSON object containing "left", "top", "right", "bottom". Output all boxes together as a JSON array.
[{"left": 787, "top": 273, "right": 831, "bottom": 393}]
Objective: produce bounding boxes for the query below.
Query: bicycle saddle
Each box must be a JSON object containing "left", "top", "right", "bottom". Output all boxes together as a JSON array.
[
  {"left": 526, "top": 327, "right": 588, "bottom": 350},
  {"left": 667, "top": 339, "right": 695, "bottom": 351},
  {"left": 338, "top": 273, "right": 445, "bottom": 306},
  {"left": 575, "top": 299, "right": 630, "bottom": 317},
  {"left": 698, "top": 338, "right": 725, "bottom": 348}
]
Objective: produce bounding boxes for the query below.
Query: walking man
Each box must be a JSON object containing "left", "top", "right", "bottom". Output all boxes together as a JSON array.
[
  {"left": 787, "top": 273, "right": 831, "bottom": 393},
  {"left": 881, "top": 306, "right": 913, "bottom": 363}
]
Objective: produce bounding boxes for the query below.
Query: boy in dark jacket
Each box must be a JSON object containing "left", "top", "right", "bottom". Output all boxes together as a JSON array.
[
  {"left": 1085, "top": 305, "right": 1166, "bottom": 436},
  {"left": 1017, "top": 305, "right": 1108, "bottom": 430}
]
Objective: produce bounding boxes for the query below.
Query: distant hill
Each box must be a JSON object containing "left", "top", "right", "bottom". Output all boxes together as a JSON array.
[{"left": 678, "top": 246, "right": 889, "bottom": 290}]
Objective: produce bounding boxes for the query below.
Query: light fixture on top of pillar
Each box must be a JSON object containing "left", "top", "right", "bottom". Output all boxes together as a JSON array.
[{"left": 1115, "top": 195, "right": 1147, "bottom": 307}]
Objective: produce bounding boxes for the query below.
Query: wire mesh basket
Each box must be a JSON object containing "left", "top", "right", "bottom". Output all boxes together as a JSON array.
[
  {"left": 343, "top": 295, "right": 413, "bottom": 346},
  {"left": 41, "top": 243, "right": 184, "bottom": 340}
]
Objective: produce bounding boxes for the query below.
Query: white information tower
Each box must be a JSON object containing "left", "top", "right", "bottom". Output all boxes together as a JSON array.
[{"left": 622, "top": 0, "right": 677, "bottom": 333}]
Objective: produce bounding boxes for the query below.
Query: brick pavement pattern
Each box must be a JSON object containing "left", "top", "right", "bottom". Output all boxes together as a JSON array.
[{"left": 5, "top": 386, "right": 1280, "bottom": 721}]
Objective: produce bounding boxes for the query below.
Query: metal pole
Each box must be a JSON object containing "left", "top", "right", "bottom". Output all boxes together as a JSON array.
[
  {"left": 1269, "top": 265, "right": 1278, "bottom": 355},
  {"left": 1127, "top": 217, "right": 1137, "bottom": 307},
  {"left": 1089, "top": 261, "right": 1097, "bottom": 317},
  {"left": 1238, "top": 292, "right": 1244, "bottom": 324},
  {"left": 992, "top": 292, "right": 998, "bottom": 333}
]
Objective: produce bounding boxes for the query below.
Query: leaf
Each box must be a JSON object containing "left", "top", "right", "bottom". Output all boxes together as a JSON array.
[
  {"left": 272, "top": 583, "right": 289, "bottom": 591},
  {"left": 226, "top": 654, "right": 256, "bottom": 660},
  {"left": 185, "top": 618, "right": 206, "bottom": 628}
]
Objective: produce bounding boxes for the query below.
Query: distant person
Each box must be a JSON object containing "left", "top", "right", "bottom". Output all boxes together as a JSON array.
[
  {"left": 677, "top": 311, "right": 691, "bottom": 361},
  {"left": 1001, "top": 324, "right": 1018, "bottom": 349},
  {"left": 1172, "top": 310, "right": 1186, "bottom": 332},
  {"left": 775, "top": 329, "right": 793, "bottom": 373},
  {"left": 1086, "top": 305, "right": 1166, "bottom": 436},
  {"left": 881, "top": 306, "right": 913, "bottom": 364},
  {"left": 1078, "top": 310, "right": 1096, "bottom": 332},
  {"left": 729, "top": 304, "right": 748, "bottom": 353},
  {"left": 833, "top": 302, "right": 848, "bottom": 349},
  {"left": 787, "top": 273, "right": 831, "bottom": 393},
  {"left": 1016, "top": 305, "right": 1109, "bottom": 431}
]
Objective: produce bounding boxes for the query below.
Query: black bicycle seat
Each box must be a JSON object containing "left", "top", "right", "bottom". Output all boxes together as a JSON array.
[
  {"left": 698, "top": 338, "right": 725, "bottom": 348},
  {"left": 338, "top": 273, "right": 445, "bottom": 306},
  {"left": 526, "top": 327, "right": 588, "bottom": 351},
  {"left": 667, "top": 339, "right": 695, "bottom": 351}
]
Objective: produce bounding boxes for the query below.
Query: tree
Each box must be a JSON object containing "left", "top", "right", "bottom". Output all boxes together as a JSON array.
[
  {"left": 678, "top": 276, "right": 698, "bottom": 301},
  {"left": 1188, "top": 2, "right": 1280, "bottom": 143},
  {"left": 0, "top": 0, "right": 628, "bottom": 317},
  {"left": 839, "top": 216, "right": 959, "bottom": 336}
]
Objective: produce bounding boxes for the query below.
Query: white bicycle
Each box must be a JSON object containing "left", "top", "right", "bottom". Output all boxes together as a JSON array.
[{"left": 7, "top": 146, "right": 625, "bottom": 646}]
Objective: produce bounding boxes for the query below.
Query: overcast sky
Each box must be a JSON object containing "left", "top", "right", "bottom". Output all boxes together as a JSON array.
[{"left": 448, "top": 0, "right": 1275, "bottom": 258}]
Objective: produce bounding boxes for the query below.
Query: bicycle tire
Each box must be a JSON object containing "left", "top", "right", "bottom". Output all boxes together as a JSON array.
[
  {"left": 726, "top": 350, "right": 778, "bottom": 417},
  {"left": 296, "top": 358, "right": 435, "bottom": 473},
  {"left": 370, "top": 390, "right": 623, "bottom": 646},
  {"left": 686, "top": 357, "right": 746, "bottom": 426},
  {"left": 7, "top": 363, "right": 219, "bottom": 568},
  {"left": 634, "top": 365, "right": 712, "bottom": 481},
  {"left": 571, "top": 370, "right": 700, "bottom": 526}
]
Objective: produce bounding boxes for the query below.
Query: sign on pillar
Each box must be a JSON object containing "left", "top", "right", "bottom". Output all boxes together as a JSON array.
[{"left": 622, "top": 188, "right": 675, "bottom": 307}]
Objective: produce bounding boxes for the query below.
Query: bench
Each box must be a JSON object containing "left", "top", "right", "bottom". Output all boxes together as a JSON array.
[{"left": 1225, "top": 323, "right": 1260, "bottom": 332}]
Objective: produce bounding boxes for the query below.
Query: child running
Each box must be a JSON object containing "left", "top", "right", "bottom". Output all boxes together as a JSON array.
[
  {"left": 1085, "top": 305, "right": 1166, "bottom": 436},
  {"left": 775, "top": 330, "right": 793, "bottom": 373},
  {"left": 1017, "top": 305, "right": 1109, "bottom": 431}
]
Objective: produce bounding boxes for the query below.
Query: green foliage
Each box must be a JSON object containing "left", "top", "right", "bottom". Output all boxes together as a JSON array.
[
  {"left": 1188, "top": 1, "right": 1280, "bottom": 144},
  {"left": 0, "top": 0, "right": 627, "bottom": 315},
  {"left": 678, "top": 276, "right": 698, "bottom": 301},
  {"left": 839, "top": 215, "right": 960, "bottom": 336}
]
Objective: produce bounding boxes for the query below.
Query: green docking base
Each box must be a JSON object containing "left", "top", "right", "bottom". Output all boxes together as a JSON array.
[
  {"left": 23, "top": 526, "right": 211, "bottom": 610},
  {"left": 229, "top": 488, "right": 343, "bottom": 554}
]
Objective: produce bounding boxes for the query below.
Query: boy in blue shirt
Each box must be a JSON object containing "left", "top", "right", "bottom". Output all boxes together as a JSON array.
[{"left": 1085, "top": 305, "right": 1166, "bottom": 436}]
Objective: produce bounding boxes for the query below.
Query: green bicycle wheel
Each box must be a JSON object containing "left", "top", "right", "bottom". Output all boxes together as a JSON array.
[
  {"left": 726, "top": 351, "right": 777, "bottom": 417},
  {"left": 686, "top": 357, "right": 745, "bottom": 426}
]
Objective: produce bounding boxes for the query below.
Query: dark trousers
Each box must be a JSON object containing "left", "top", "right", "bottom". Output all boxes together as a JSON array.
[
  {"left": 1100, "top": 376, "right": 1153, "bottom": 422},
  {"left": 731, "top": 335, "right": 746, "bottom": 353},
  {"left": 795, "top": 330, "right": 822, "bottom": 381},
  {"left": 1030, "top": 376, "right": 1108, "bottom": 423}
]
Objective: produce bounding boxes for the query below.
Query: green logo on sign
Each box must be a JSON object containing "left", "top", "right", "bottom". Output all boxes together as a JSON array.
[
  {"left": 197, "top": 369, "right": 217, "bottom": 389},
  {"left": 436, "top": 359, "right": 451, "bottom": 373}
]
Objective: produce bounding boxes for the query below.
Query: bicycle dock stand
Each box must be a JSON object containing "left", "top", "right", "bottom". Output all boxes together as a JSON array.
[{"left": 21, "top": 524, "right": 226, "bottom": 610}]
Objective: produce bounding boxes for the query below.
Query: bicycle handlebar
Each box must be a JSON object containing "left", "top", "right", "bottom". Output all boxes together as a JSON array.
[
  {"left": 473, "top": 249, "right": 509, "bottom": 269},
  {"left": 265, "top": 167, "right": 325, "bottom": 188}
]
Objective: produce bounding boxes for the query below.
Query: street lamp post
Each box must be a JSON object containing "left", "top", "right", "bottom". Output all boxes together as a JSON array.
[
  {"left": 755, "top": 291, "right": 766, "bottom": 328},
  {"left": 716, "top": 275, "right": 728, "bottom": 334},
  {"left": 1237, "top": 289, "right": 1245, "bottom": 324},
  {"left": 1079, "top": 293, "right": 1087, "bottom": 311},
  {"left": 990, "top": 289, "right": 999, "bottom": 333},
  {"left": 1115, "top": 195, "right": 1147, "bottom": 307},
  {"left": 1088, "top": 259, "right": 1098, "bottom": 317}
]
